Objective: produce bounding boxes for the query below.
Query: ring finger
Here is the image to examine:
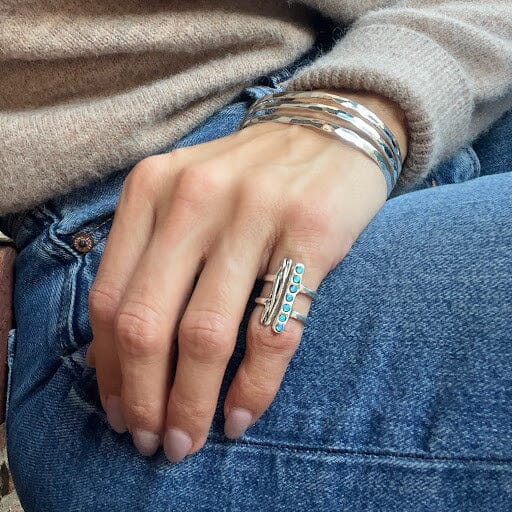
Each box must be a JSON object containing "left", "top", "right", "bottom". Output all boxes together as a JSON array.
[{"left": 223, "top": 235, "right": 328, "bottom": 439}]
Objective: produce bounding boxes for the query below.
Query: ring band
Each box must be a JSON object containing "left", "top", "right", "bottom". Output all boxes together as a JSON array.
[{"left": 254, "top": 257, "right": 316, "bottom": 333}]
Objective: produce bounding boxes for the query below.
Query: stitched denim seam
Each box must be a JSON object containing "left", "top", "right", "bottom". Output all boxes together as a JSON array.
[
  {"left": 5, "top": 328, "right": 17, "bottom": 418},
  {"left": 9, "top": 205, "right": 56, "bottom": 250},
  {"left": 63, "top": 259, "right": 83, "bottom": 350},
  {"left": 206, "top": 438, "right": 512, "bottom": 466},
  {"left": 464, "top": 146, "right": 482, "bottom": 179},
  {"left": 61, "top": 355, "right": 512, "bottom": 467}
]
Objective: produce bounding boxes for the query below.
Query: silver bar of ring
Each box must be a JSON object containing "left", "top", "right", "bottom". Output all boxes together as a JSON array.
[
  {"left": 262, "top": 273, "right": 318, "bottom": 300},
  {"left": 254, "top": 298, "right": 307, "bottom": 325},
  {"left": 254, "top": 257, "right": 317, "bottom": 333}
]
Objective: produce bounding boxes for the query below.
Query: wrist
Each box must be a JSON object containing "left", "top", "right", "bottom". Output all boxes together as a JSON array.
[{"left": 314, "top": 89, "right": 409, "bottom": 163}]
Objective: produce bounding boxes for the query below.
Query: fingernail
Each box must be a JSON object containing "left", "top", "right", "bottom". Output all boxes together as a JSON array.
[
  {"left": 105, "top": 395, "right": 127, "bottom": 434},
  {"left": 164, "top": 428, "right": 193, "bottom": 463},
  {"left": 224, "top": 408, "right": 253, "bottom": 439},
  {"left": 132, "top": 429, "right": 161, "bottom": 457}
]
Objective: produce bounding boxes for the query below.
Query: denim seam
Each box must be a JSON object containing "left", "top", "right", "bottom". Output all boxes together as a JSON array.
[
  {"left": 64, "top": 259, "right": 82, "bottom": 350},
  {"left": 9, "top": 205, "right": 55, "bottom": 250},
  {"left": 61, "top": 355, "right": 512, "bottom": 467},
  {"left": 54, "top": 264, "right": 75, "bottom": 353},
  {"left": 5, "top": 328, "right": 17, "bottom": 418},
  {"left": 206, "top": 438, "right": 512, "bottom": 466},
  {"left": 464, "top": 145, "right": 482, "bottom": 179}
]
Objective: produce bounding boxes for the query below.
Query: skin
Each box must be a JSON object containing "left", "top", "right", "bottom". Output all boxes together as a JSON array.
[{"left": 85, "top": 88, "right": 409, "bottom": 462}]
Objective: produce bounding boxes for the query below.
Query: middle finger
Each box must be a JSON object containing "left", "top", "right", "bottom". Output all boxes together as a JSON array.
[{"left": 163, "top": 194, "right": 275, "bottom": 462}]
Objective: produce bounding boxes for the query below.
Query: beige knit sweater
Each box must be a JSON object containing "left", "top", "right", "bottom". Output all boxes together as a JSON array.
[{"left": 1, "top": 1, "right": 511, "bottom": 215}]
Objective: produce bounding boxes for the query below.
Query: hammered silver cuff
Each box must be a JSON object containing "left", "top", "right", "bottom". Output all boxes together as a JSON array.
[
  {"left": 249, "top": 91, "right": 402, "bottom": 168},
  {"left": 242, "top": 101, "right": 400, "bottom": 184},
  {"left": 239, "top": 90, "right": 403, "bottom": 196},
  {"left": 240, "top": 110, "right": 396, "bottom": 194}
]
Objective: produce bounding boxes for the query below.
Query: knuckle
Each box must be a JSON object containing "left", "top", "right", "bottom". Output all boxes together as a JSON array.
[
  {"left": 287, "top": 200, "right": 334, "bottom": 238},
  {"left": 179, "top": 309, "right": 234, "bottom": 362},
  {"left": 165, "top": 147, "right": 189, "bottom": 165},
  {"left": 127, "top": 155, "right": 167, "bottom": 188},
  {"left": 123, "top": 400, "right": 157, "bottom": 428},
  {"left": 170, "top": 388, "right": 213, "bottom": 425},
  {"left": 174, "top": 165, "right": 225, "bottom": 210},
  {"left": 115, "top": 301, "right": 165, "bottom": 357},
  {"left": 88, "top": 284, "right": 121, "bottom": 326},
  {"left": 285, "top": 201, "right": 340, "bottom": 269}
]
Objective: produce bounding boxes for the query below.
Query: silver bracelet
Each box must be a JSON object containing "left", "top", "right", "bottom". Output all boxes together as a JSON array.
[
  {"left": 239, "top": 111, "right": 395, "bottom": 194},
  {"left": 249, "top": 90, "right": 402, "bottom": 169},
  {"left": 242, "top": 101, "right": 399, "bottom": 183}
]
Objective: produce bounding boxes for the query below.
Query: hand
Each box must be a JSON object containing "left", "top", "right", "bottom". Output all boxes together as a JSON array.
[{"left": 86, "top": 89, "right": 408, "bottom": 462}]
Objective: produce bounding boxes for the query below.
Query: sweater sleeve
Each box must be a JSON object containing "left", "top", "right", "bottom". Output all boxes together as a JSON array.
[{"left": 280, "top": 1, "right": 512, "bottom": 188}]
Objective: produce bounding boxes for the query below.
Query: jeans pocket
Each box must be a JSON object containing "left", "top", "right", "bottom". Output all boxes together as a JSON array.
[{"left": 13, "top": 190, "right": 119, "bottom": 357}]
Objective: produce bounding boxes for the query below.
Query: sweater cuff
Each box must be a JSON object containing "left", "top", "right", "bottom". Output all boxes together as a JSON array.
[{"left": 278, "top": 24, "right": 473, "bottom": 189}]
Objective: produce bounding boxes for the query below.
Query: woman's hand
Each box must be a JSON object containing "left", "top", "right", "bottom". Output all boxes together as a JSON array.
[{"left": 85, "top": 89, "right": 408, "bottom": 462}]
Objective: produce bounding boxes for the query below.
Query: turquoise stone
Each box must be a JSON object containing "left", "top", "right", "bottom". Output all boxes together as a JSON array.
[
  {"left": 282, "top": 304, "right": 291, "bottom": 312},
  {"left": 275, "top": 323, "right": 284, "bottom": 332},
  {"left": 293, "top": 275, "right": 300, "bottom": 283},
  {"left": 290, "top": 285, "right": 298, "bottom": 293},
  {"left": 279, "top": 314, "right": 287, "bottom": 322},
  {"left": 286, "top": 293, "right": 294, "bottom": 302},
  {"left": 295, "top": 265, "right": 304, "bottom": 274}
]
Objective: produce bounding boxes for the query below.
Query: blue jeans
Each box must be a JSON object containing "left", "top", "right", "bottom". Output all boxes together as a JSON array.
[{"left": 1, "top": 34, "right": 512, "bottom": 511}]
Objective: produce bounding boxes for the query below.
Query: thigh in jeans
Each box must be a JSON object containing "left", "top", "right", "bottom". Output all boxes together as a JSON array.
[{"left": 7, "top": 168, "right": 512, "bottom": 511}]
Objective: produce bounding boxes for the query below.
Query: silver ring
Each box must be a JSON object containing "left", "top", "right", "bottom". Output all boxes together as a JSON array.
[{"left": 254, "top": 257, "right": 316, "bottom": 334}]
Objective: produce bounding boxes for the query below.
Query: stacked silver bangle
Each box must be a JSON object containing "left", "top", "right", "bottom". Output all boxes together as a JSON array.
[{"left": 238, "top": 90, "right": 403, "bottom": 196}]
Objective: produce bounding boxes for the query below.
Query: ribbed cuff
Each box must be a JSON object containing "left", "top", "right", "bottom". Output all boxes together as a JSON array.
[{"left": 278, "top": 24, "right": 473, "bottom": 189}]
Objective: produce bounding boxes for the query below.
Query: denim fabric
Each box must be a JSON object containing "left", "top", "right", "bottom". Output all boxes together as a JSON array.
[
  {"left": 393, "top": 146, "right": 481, "bottom": 196},
  {"left": 472, "top": 109, "right": 512, "bottom": 178},
  {"left": 2, "top": 34, "right": 512, "bottom": 511}
]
